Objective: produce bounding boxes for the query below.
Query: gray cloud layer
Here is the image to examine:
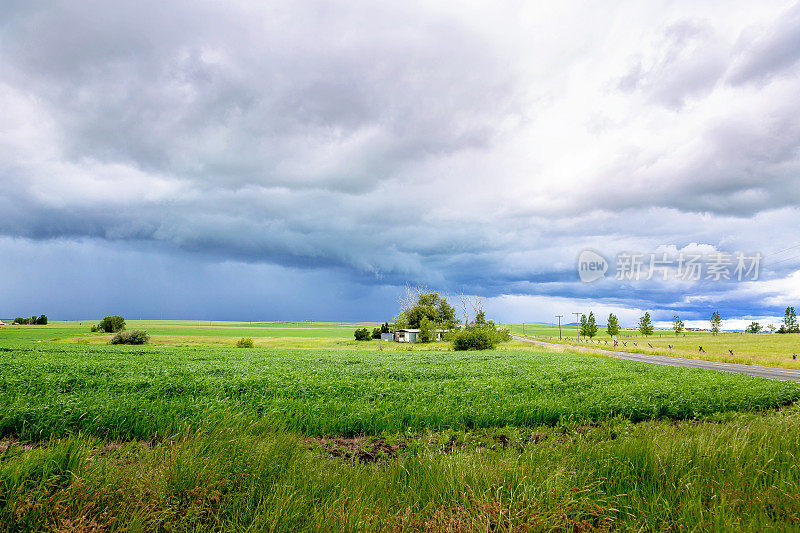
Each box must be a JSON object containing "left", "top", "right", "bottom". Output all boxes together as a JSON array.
[{"left": 1, "top": 1, "right": 799, "bottom": 320}]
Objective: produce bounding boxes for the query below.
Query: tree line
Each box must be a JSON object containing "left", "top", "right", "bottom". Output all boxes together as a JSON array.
[
  {"left": 576, "top": 306, "right": 799, "bottom": 339},
  {"left": 12, "top": 315, "right": 48, "bottom": 325}
]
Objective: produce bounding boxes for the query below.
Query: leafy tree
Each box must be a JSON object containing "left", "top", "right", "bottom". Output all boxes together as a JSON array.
[
  {"left": 474, "top": 310, "right": 486, "bottom": 326},
  {"left": 606, "top": 313, "right": 620, "bottom": 337},
  {"left": 395, "top": 291, "right": 457, "bottom": 331},
  {"left": 371, "top": 327, "right": 381, "bottom": 339},
  {"left": 580, "top": 312, "right": 598, "bottom": 338},
  {"left": 36, "top": 315, "right": 48, "bottom": 325},
  {"left": 745, "top": 322, "right": 762, "bottom": 334},
  {"left": 672, "top": 315, "right": 684, "bottom": 336},
  {"left": 638, "top": 312, "right": 654, "bottom": 336},
  {"left": 418, "top": 317, "right": 435, "bottom": 343},
  {"left": 768, "top": 324, "right": 776, "bottom": 333},
  {"left": 94, "top": 315, "right": 126, "bottom": 333},
  {"left": 784, "top": 306, "right": 799, "bottom": 333},
  {"left": 354, "top": 328, "right": 371, "bottom": 341},
  {"left": 236, "top": 337, "right": 254, "bottom": 348},
  {"left": 710, "top": 311, "right": 722, "bottom": 336},
  {"left": 380, "top": 322, "right": 391, "bottom": 334}
]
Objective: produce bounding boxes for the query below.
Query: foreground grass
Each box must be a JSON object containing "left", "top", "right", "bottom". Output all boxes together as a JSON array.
[
  {"left": 3, "top": 407, "right": 800, "bottom": 531},
  {"left": 1, "top": 343, "right": 798, "bottom": 442}
]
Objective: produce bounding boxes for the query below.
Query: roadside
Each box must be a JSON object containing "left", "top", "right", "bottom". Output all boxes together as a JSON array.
[{"left": 512, "top": 335, "right": 800, "bottom": 382}]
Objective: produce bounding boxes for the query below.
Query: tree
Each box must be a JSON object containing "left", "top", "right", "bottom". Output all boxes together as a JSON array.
[
  {"left": 380, "top": 322, "right": 391, "bottom": 334},
  {"left": 580, "top": 312, "right": 598, "bottom": 338},
  {"left": 474, "top": 310, "right": 486, "bottom": 326},
  {"left": 768, "top": 324, "right": 776, "bottom": 333},
  {"left": 606, "top": 313, "right": 620, "bottom": 337},
  {"left": 745, "top": 322, "right": 762, "bottom": 334},
  {"left": 371, "top": 327, "right": 381, "bottom": 339},
  {"left": 36, "top": 315, "right": 48, "bottom": 325},
  {"left": 456, "top": 293, "right": 485, "bottom": 326},
  {"left": 784, "top": 306, "right": 799, "bottom": 333},
  {"left": 354, "top": 328, "right": 371, "bottom": 341},
  {"left": 710, "top": 311, "right": 721, "bottom": 336},
  {"left": 638, "top": 312, "right": 654, "bottom": 336},
  {"left": 419, "top": 317, "right": 435, "bottom": 343},
  {"left": 672, "top": 315, "right": 684, "bottom": 336},
  {"left": 395, "top": 289, "right": 457, "bottom": 334},
  {"left": 93, "top": 315, "right": 126, "bottom": 333}
]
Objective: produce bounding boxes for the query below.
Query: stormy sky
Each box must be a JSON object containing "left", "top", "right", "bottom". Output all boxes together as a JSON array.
[{"left": 1, "top": 1, "right": 799, "bottom": 326}]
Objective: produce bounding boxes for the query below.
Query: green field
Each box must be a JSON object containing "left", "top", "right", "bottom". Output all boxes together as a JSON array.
[
  {"left": 3, "top": 323, "right": 800, "bottom": 530},
  {"left": 2, "top": 343, "right": 797, "bottom": 442},
  {"left": 0, "top": 320, "right": 365, "bottom": 342}
]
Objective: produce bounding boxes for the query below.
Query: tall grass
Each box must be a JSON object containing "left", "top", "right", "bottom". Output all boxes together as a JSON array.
[{"left": 2, "top": 407, "right": 800, "bottom": 531}]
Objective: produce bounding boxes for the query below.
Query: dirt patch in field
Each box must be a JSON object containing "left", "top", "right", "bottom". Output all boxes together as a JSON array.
[
  {"left": 0, "top": 437, "right": 38, "bottom": 454},
  {"left": 307, "top": 435, "right": 405, "bottom": 464}
]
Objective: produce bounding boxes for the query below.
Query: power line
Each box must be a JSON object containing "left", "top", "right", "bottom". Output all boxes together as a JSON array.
[
  {"left": 573, "top": 312, "right": 582, "bottom": 339},
  {"left": 765, "top": 242, "right": 800, "bottom": 258},
  {"left": 768, "top": 252, "right": 800, "bottom": 266}
]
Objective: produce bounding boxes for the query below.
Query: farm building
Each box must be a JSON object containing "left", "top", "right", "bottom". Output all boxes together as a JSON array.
[
  {"left": 380, "top": 333, "right": 394, "bottom": 341},
  {"left": 394, "top": 329, "right": 447, "bottom": 342},
  {"left": 395, "top": 329, "right": 420, "bottom": 342}
]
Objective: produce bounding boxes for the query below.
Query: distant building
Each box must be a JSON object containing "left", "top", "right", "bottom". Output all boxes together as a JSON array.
[
  {"left": 380, "top": 333, "right": 394, "bottom": 342},
  {"left": 0, "top": 321, "right": 6, "bottom": 326},
  {"left": 395, "top": 329, "right": 420, "bottom": 342},
  {"left": 394, "top": 328, "right": 447, "bottom": 342}
]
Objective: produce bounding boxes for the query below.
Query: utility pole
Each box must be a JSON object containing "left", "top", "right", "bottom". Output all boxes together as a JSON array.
[
  {"left": 573, "top": 312, "right": 582, "bottom": 339},
  {"left": 522, "top": 322, "right": 525, "bottom": 335},
  {"left": 556, "top": 315, "right": 563, "bottom": 340}
]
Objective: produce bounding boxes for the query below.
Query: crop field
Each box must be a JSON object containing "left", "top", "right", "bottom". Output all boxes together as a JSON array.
[
  {"left": 2, "top": 326, "right": 800, "bottom": 530},
  {"left": 2, "top": 343, "right": 798, "bottom": 442}
]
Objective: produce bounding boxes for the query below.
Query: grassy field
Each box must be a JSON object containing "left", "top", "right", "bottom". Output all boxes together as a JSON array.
[
  {"left": 2, "top": 323, "right": 800, "bottom": 530},
  {"left": 506, "top": 323, "right": 800, "bottom": 368},
  {"left": 0, "top": 320, "right": 366, "bottom": 342},
  {"left": 1, "top": 343, "right": 797, "bottom": 442}
]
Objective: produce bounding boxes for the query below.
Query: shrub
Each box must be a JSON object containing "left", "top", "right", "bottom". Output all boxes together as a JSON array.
[
  {"left": 94, "top": 315, "right": 126, "bottom": 333},
  {"left": 452, "top": 326, "right": 511, "bottom": 351},
  {"left": 354, "top": 328, "right": 371, "bottom": 341},
  {"left": 236, "top": 337, "right": 254, "bottom": 348},
  {"left": 372, "top": 327, "right": 381, "bottom": 339},
  {"left": 109, "top": 329, "right": 149, "bottom": 345},
  {"left": 452, "top": 328, "right": 495, "bottom": 350}
]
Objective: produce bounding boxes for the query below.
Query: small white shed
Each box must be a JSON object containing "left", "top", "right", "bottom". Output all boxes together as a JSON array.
[{"left": 380, "top": 333, "right": 394, "bottom": 342}]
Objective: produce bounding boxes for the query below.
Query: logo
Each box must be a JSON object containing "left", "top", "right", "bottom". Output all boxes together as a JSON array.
[{"left": 578, "top": 250, "right": 608, "bottom": 283}]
